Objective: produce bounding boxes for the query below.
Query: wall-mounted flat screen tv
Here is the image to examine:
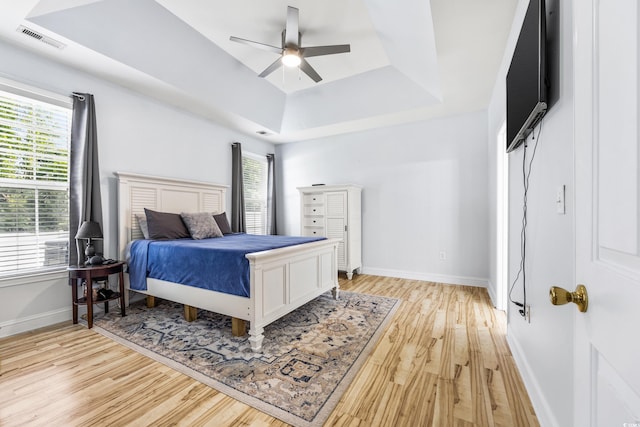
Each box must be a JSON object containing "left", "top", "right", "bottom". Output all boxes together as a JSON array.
[{"left": 506, "top": 0, "right": 548, "bottom": 153}]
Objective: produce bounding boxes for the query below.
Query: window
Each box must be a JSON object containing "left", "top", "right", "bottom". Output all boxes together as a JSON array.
[
  {"left": 0, "top": 85, "right": 72, "bottom": 276},
  {"left": 242, "top": 153, "right": 268, "bottom": 235}
]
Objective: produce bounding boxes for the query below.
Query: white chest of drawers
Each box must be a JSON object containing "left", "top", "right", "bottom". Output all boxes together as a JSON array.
[{"left": 298, "top": 185, "right": 362, "bottom": 279}]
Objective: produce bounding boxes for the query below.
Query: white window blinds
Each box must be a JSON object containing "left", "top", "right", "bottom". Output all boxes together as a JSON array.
[
  {"left": 0, "top": 88, "right": 71, "bottom": 276},
  {"left": 242, "top": 154, "right": 267, "bottom": 235}
]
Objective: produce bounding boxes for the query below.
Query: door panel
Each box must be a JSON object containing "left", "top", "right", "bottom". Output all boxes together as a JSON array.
[
  {"left": 595, "top": 353, "right": 640, "bottom": 425},
  {"left": 327, "top": 217, "right": 346, "bottom": 269},
  {"left": 325, "top": 192, "right": 347, "bottom": 217},
  {"left": 574, "top": 0, "right": 640, "bottom": 424},
  {"left": 597, "top": 0, "right": 640, "bottom": 262},
  {"left": 325, "top": 192, "right": 348, "bottom": 270}
]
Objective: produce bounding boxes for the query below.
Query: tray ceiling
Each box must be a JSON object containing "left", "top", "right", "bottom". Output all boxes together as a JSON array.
[{"left": 0, "top": 0, "right": 518, "bottom": 142}]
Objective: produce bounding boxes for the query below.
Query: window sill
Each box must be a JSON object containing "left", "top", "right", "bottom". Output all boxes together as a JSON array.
[{"left": 0, "top": 268, "right": 68, "bottom": 288}]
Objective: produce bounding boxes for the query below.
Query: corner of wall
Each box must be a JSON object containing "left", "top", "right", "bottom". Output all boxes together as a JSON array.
[{"left": 485, "top": 279, "right": 498, "bottom": 308}]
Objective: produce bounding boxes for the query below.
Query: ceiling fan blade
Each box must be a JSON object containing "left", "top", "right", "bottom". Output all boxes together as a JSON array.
[
  {"left": 299, "top": 58, "right": 322, "bottom": 83},
  {"left": 284, "top": 6, "right": 299, "bottom": 47},
  {"left": 258, "top": 57, "right": 283, "bottom": 78},
  {"left": 301, "top": 44, "right": 351, "bottom": 58},
  {"left": 229, "top": 36, "right": 283, "bottom": 55}
]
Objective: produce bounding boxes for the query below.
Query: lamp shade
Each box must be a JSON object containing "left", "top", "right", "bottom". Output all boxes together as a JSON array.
[{"left": 75, "top": 221, "right": 103, "bottom": 240}]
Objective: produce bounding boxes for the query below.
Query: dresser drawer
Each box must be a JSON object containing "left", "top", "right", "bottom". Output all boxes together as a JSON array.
[
  {"left": 303, "top": 217, "right": 323, "bottom": 227},
  {"left": 302, "top": 227, "right": 325, "bottom": 237},
  {"left": 303, "top": 194, "right": 323, "bottom": 205},
  {"left": 303, "top": 205, "right": 324, "bottom": 216}
]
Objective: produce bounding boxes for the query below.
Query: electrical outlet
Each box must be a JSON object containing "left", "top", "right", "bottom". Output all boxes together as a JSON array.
[{"left": 439, "top": 251, "right": 446, "bottom": 260}]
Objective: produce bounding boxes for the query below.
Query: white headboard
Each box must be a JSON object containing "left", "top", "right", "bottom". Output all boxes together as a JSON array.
[{"left": 115, "top": 172, "right": 228, "bottom": 260}]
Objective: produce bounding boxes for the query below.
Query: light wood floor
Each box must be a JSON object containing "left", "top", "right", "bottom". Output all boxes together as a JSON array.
[{"left": 0, "top": 275, "right": 539, "bottom": 426}]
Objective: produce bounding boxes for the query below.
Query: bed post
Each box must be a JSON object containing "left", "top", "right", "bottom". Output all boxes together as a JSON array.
[
  {"left": 248, "top": 326, "right": 265, "bottom": 352},
  {"left": 184, "top": 305, "right": 198, "bottom": 322},
  {"left": 232, "top": 318, "right": 246, "bottom": 336}
]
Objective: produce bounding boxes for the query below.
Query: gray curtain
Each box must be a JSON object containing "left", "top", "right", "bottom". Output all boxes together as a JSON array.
[
  {"left": 231, "top": 142, "right": 246, "bottom": 233},
  {"left": 266, "top": 153, "right": 277, "bottom": 235},
  {"left": 69, "top": 93, "right": 103, "bottom": 266}
]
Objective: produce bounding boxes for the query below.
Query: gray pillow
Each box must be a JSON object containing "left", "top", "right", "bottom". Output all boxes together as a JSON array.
[
  {"left": 180, "top": 212, "right": 223, "bottom": 239},
  {"left": 144, "top": 208, "right": 190, "bottom": 240},
  {"left": 135, "top": 213, "right": 150, "bottom": 239},
  {"left": 213, "top": 212, "right": 233, "bottom": 235}
]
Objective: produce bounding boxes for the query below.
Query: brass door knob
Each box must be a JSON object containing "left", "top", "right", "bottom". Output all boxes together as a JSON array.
[{"left": 549, "top": 284, "right": 588, "bottom": 312}]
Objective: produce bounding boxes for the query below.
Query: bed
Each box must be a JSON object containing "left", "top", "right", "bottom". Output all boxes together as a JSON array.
[{"left": 115, "top": 172, "right": 340, "bottom": 351}]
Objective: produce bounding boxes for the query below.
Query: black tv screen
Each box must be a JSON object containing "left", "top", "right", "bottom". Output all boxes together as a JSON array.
[{"left": 506, "top": 0, "right": 548, "bottom": 153}]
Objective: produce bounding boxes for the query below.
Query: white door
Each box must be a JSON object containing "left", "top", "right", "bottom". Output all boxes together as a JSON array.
[
  {"left": 325, "top": 191, "right": 348, "bottom": 271},
  {"left": 574, "top": 0, "right": 640, "bottom": 424}
]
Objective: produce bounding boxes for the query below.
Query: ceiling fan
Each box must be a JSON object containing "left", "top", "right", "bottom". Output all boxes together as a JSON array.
[{"left": 229, "top": 6, "right": 351, "bottom": 83}]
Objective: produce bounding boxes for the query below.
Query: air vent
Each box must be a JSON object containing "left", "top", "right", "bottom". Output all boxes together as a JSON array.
[{"left": 16, "top": 25, "right": 66, "bottom": 50}]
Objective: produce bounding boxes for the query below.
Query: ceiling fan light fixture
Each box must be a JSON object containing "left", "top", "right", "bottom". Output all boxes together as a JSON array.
[
  {"left": 229, "top": 6, "right": 350, "bottom": 82},
  {"left": 282, "top": 48, "right": 301, "bottom": 67}
]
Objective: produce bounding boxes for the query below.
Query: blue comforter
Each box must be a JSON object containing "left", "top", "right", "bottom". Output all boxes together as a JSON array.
[{"left": 128, "top": 234, "right": 325, "bottom": 297}]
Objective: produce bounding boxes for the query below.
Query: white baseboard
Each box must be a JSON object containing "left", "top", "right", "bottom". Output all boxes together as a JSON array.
[
  {"left": 361, "top": 267, "right": 488, "bottom": 288},
  {"left": 0, "top": 291, "right": 143, "bottom": 338},
  {"left": 507, "top": 332, "right": 559, "bottom": 427},
  {"left": 0, "top": 307, "right": 72, "bottom": 338}
]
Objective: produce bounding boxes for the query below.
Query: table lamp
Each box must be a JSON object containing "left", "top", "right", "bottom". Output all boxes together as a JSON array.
[{"left": 75, "top": 220, "right": 103, "bottom": 262}]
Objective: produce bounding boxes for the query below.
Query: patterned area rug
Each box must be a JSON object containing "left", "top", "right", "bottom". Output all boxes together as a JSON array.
[{"left": 92, "top": 291, "right": 400, "bottom": 427}]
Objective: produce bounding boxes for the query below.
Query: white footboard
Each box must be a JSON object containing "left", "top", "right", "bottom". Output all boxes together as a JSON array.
[{"left": 246, "top": 238, "right": 340, "bottom": 351}]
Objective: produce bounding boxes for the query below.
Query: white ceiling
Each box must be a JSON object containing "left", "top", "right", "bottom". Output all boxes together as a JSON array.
[{"left": 0, "top": 0, "right": 518, "bottom": 143}]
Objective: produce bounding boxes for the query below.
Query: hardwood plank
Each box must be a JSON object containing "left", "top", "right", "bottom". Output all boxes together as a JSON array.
[{"left": 0, "top": 274, "right": 539, "bottom": 426}]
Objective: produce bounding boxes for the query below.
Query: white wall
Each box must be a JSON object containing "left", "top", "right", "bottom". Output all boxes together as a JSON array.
[
  {"left": 487, "top": 0, "right": 575, "bottom": 425},
  {"left": 0, "top": 40, "right": 274, "bottom": 337},
  {"left": 277, "top": 111, "right": 489, "bottom": 286}
]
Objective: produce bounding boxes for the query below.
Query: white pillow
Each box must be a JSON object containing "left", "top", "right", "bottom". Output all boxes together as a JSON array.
[
  {"left": 135, "top": 213, "right": 150, "bottom": 239},
  {"left": 180, "top": 212, "right": 223, "bottom": 239}
]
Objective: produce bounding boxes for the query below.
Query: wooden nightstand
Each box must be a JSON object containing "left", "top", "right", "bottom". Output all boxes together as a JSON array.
[{"left": 68, "top": 261, "right": 126, "bottom": 328}]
